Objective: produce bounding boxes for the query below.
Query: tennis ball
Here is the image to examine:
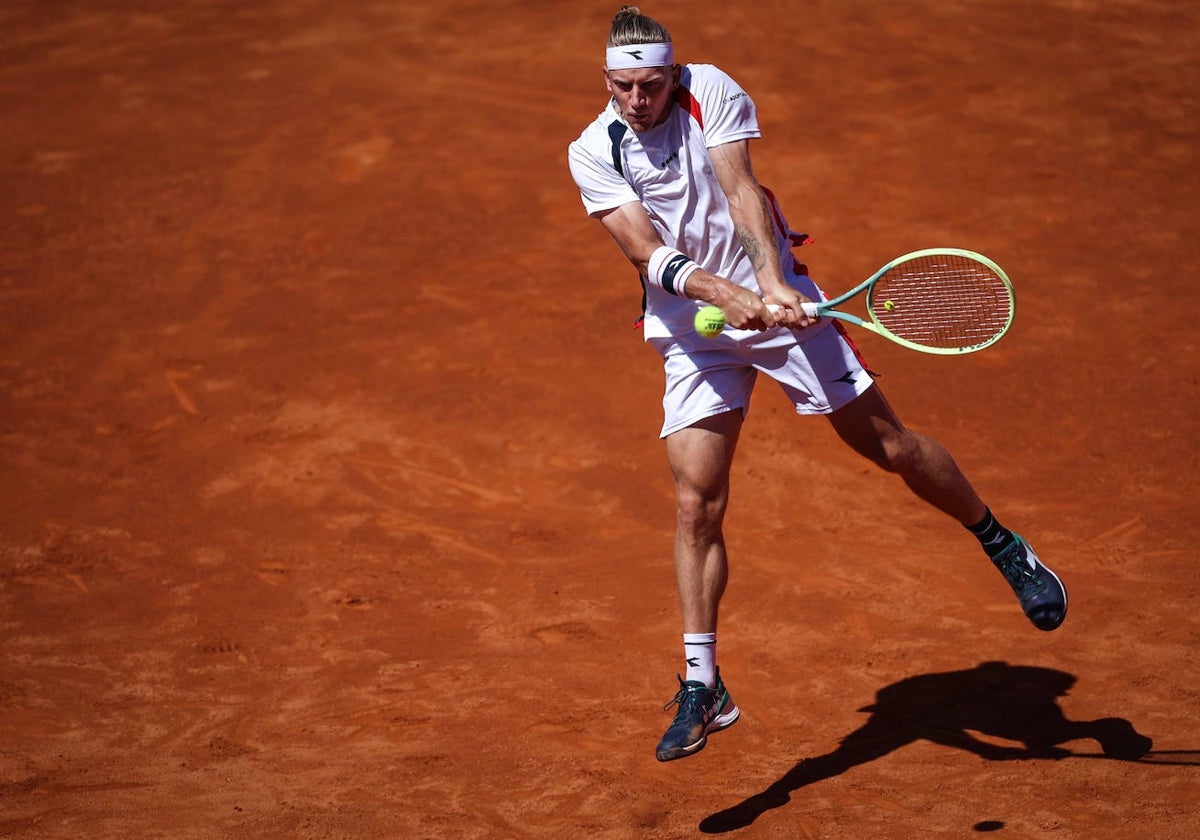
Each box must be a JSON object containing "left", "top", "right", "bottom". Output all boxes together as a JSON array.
[
  {"left": 884, "top": 300, "right": 896, "bottom": 311},
  {"left": 694, "top": 305, "right": 725, "bottom": 338}
]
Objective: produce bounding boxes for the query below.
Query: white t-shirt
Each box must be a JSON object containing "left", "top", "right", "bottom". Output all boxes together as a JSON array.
[{"left": 568, "top": 63, "right": 827, "bottom": 345}]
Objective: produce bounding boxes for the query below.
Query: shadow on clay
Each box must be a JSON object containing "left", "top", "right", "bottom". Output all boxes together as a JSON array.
[{"left": 699, "top": 660, "right": 1192, "bottom": 834}]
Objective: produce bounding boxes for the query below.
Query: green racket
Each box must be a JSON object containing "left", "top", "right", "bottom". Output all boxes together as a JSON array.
[{"left": 772, "top": 248, "right": 1016, "bottom": 355}]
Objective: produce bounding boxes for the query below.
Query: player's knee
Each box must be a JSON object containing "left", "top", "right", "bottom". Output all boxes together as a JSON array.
[
  {"left": 868, "top": 431, "right": 921, "bottom": 475},
  {"left": 675, "top": 486, "right": 726, "bottom": 539}
]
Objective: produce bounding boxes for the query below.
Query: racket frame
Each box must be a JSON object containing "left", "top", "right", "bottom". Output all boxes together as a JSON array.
[{"left": 799, "top": 248, "right": 1016, "bottom": 355}]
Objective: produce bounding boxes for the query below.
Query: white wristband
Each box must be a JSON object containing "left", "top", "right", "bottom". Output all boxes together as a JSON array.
[{"left": 646, "top": 246, "right": 700, "bottom": 297}]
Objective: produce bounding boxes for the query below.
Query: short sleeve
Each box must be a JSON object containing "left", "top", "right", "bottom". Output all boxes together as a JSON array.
[
  {"left": 686, "top": 64, "right": 761, "bottom": 148},
  {"left": 568, "top": 138, "right": 640, "bottom": 217}
]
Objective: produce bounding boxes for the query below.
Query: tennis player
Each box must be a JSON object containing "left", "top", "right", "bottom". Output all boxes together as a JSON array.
[{"left": 567, "top": 6, "right": 1067, "bottom": 763}]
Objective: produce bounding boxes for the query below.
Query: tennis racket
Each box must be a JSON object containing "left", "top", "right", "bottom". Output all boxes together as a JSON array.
[{"left": 769, "top": 248, "right": 1015, "bottom": 355}]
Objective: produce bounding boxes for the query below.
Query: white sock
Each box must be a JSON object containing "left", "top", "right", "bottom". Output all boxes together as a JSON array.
[{"left": 683, "top": 632, "right": 717, "bottom": 687}]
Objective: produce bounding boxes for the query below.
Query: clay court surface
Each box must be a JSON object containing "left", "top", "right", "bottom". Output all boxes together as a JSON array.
[{"left": 2, "top": 1, "right": 1198, "bottom": 837}]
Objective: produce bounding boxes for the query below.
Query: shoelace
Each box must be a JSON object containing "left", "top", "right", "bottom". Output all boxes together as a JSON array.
[
  {"left": 663, "top": 682, "right": 711, "bottom": 715},
  {"left": 994, "top": 545, "right": 1046, "bottom": 597}
]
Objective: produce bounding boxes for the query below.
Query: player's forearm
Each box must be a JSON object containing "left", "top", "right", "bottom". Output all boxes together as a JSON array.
[{"left": 726, "top": 183, "right": 788, "bottom": 294}]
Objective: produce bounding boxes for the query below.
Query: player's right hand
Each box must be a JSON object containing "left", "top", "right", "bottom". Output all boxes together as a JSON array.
[
  {"left": 711, "top": 285, "right": 779, "bottom": 331},
  {"left": 764, "top": 288, "right": 819, "bottom": 330}
]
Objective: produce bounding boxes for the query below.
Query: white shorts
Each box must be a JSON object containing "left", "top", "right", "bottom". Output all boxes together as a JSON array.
[{"left": 651, "top": 322, "right": 875, "bottom": 438}]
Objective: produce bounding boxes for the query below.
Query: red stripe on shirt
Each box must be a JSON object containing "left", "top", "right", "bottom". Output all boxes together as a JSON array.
[{"left": 675, "top": 87, "right": 704, "bottom": 129}]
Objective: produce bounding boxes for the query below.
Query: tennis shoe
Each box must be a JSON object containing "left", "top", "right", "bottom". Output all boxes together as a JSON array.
[
  {"left": 991, "top": 536, "right": 1067, "bottom": 631},
  {"left": 655, "top": 668, "right": 740, "bottom": 762}
]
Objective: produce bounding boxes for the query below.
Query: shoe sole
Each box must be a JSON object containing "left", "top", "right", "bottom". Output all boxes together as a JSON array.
[{"left": 655, "top": 704, "right": 741, "bottom": 762}]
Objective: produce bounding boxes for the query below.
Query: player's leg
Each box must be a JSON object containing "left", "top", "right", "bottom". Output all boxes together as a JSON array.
[
  {"left": 749, "top": 326, "right": 978, "bottom": 521},
  {"left": 666, "top": 409, "right": 741, "bottom": 636},
  {"left": 656, "top": 409, "right": 743, "bottom": 761},
  {"left": 827, "top": 384, "right": 1066, "bottom": 630},
  {"left": 825, "top": 384, "right": 984, "bottom": 525},
  {"left": 752, "top": 324, "right": 1065, "bottom": 631}
]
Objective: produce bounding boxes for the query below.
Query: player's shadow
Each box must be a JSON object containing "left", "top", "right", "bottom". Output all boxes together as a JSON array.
[{"left": 700, "top": 660, "right": 1167, "bottom": 834}]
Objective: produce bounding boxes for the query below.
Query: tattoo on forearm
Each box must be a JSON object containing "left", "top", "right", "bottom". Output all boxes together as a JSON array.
[{"left": 735, "top": 224, "right": 767, "bottom": 270}]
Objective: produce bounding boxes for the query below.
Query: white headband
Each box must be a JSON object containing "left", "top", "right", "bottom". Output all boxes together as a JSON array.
[{"left": 605, "top": 42, "right": 674, "bottom": 70}]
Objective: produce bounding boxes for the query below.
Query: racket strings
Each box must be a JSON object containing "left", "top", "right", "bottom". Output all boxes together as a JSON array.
[{"left": 871, "top": 255, "right": 1012, "bottom": 350}]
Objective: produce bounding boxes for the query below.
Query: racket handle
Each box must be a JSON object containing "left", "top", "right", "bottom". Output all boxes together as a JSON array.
[{"left": 766, "top": 302, "right": 821, "bottom": 318}]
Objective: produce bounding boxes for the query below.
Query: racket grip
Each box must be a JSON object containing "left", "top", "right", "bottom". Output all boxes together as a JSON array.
[{"left": 766, "top": 302, "right": 820, "bottom": 318}]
